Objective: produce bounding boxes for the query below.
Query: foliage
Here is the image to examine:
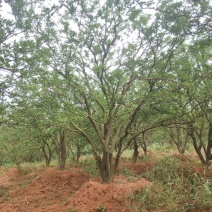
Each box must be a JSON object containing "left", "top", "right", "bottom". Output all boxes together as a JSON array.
[
  {"left": 142, "top": 156, "right": 181, "bottom": 183},
  {"left": 80, "top": 157, "right": 100, "bottom": 178},
  {"left": 119, "top": 167, "right": 136, "bottom": 179},
  {"left": 0, "top": 0, "right": 212, "bottom": 183},
  {"left": 0, "top": 125, "right": 41, "bottom": 166},
  {"left": 129, "top": 157, "right": 212, "bottom": 211}
]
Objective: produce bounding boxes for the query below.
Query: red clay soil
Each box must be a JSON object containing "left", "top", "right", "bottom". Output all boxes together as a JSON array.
[
  {"left": 121, "top": 162, "right": 155, "bottom": 175},
  {"left": 172, "top": 153, "right": 197, "bottom": 162},
  {"left": 171, "top": 153, "right": 212, "bottom": 178},
  {"left": 0, "top": 167, "right": 89, "bottom": 212},
  {"left": 0, "top": 166, "right": 151, "bottom": 212},
  {"left": 0, "top": 167, "right": 25, "bottom": 187},
  {"left": 71, "top": 177, "right": 151, "bottom": 212},
  {"left": 179, "top": 162, "right": 212, "bottom": 179}
]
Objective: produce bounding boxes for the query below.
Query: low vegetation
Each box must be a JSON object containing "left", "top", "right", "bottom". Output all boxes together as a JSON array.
[{"left": 129, "top": 156, "right": 212, "bottom": 211}]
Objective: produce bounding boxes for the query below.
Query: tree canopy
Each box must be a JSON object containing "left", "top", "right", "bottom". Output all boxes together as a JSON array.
[{"left": 0, "top": 0, "right": 212, "bottom": 183}]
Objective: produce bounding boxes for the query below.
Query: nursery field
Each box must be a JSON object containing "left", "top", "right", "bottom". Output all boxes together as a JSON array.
[
  {"left": 1, "top": 0, "right": 212, "bottom": 210},
  {"left": 0, "top": 149, "right": 212, "bottom": 212}
]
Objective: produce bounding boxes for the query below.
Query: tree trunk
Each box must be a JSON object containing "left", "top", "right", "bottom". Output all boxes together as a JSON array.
[
  {"left": 189, "top": 128, "right": 207, "bottom": 165},
  {"left": 206, "top": 124, "right": 212, "bottom": 163},
  {"left": 132, "top": 139, "right": 139, "bottom": 163},
  {"left": 41, "top": 140, "right": 52, "bottom": 166},
  {"left": 168, "top": 127, "right": 188, "bottom": 155},
  {"left": 141, "top": 141, "right": 147, "bottom": 155},
  {"left": 177, "top": 145, "right": 185, "bottom": 155},
  {"left": 99, "top": 148, "right": 114, "bottom": 184},
  {"left": 58, "top": 132, "right": 66, "bottom": 170},
  {"left": 76, "top": 144, "right": 81, "bottom": 163}
]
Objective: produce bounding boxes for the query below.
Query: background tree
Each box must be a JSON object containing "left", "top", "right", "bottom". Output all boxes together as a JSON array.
[{"left": 166, "top": 123, "right": 189, "bottom": 155}]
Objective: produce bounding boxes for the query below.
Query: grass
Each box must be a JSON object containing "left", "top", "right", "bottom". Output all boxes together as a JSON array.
[
  {"left": 67, "top": 209, "right": 79, "bottom": 212},
  {"left": 128, "top": 156, "right": 212, "bottom": 211},
  {"left": 120, "top": 166, "right": 136, "bottom": 177},
  {"left": 97, "top": 203, "right": 107, "bottom": 211},
  {"left": 79, "top": 157, "right": 100, "bottom": 178}
]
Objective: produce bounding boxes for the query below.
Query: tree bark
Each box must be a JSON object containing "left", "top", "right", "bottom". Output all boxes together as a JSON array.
[
  {"left": 206, "top": 124, "right": 212, "bottom": 163},
  {"left": 76, "top": 144, "right": 81, "bottom": 163},
  {"left": 99, "top": 148, "right": 114, "bottom": 184},
  {"left": 141, "top": 140, "right": 147, "bottom": 156},
  {"left": 132, "top": 139, "right": 139, "bottom": 163},
  {"left": 41, "top": 140, "right": 52, "bottom": 166},
  {"left": 58, "top": 131, "right": 66, "bottom": 170},
  {"left": 189, "top": 128, "right": 207, "bottom": 165}
]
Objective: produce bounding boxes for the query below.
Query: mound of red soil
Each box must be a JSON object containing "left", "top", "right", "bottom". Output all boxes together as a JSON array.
[
  {"left": 16, "top": 167, "right": 89, "bottom": 195},
  {"left": 0, "top": 167, "right": 89, "bottom": 212},
  {"left": 179, "top": 162, "right": 212, "bottom": 178},
  {"left": 170, "top": 153, "right": 212, "bottom": 179},
  {"left": 122, "top": 162, "right": 155, "bottom": 175},
  {"left": 0, "top": 166, "right": 152, "bottom": 212},
  {"left": 71, "top": 177, "right": 151, "bottom": 212},
  {"left": 0, "top": 168, "right": 23, "bottom": 186},
  {"left": 172, "top": 153, "right": 193, "bottom": 162}
]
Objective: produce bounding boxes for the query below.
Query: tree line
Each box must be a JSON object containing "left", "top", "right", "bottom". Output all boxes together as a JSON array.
[{"left": 0, "top": 0, "right": 212, "bottom": 183}]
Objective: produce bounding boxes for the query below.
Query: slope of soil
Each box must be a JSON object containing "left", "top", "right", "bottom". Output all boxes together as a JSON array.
[
  {"left": 0, "top": 167, "right": 89, "bottom": 212},
  {"left": 122, "top": 161, "right": 155, "bottom": 175},
  {"left": 71, "top": 177, "right": 151, "bottom": 212},
  {"left": 0, "top": 166, "right": 151, "bottom": 212}
]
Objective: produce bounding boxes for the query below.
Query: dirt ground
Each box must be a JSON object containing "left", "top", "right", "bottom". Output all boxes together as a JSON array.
[
  {"left": 0, "top": 166, "right": 151, "bottom": 212},
  {"left": 0, "top": 152, "right": 211, "bottom": 212},
  {"left": 0, "top": 162, "right": 153, "bottom": 212}
]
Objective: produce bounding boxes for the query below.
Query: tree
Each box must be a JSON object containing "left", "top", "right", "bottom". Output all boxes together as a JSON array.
[
  {"left": 131, "top": 130, "right": 152, "bottom": 163},
  {"left": 166, "top": 124, "right": 189, "bottom": 154},
  {"left": 3, "top": 0, "right": 212, "bottom": 183},
  {"left": 4, "top": 0, "right": 163, "bottom": 183},
  {"left": 154, "top": 0, "right": 212, "bottom": 164}
]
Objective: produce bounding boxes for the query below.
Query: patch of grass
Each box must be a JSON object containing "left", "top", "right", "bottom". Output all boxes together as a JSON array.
[
  {"left": 121, "top": 149, "right": 154, "bottom": 163},
  {"left": 67, "top": 207, "right": 79, "bottom": 212},
  {"left": 19, "top": 167, "right": 37, "bottom": 176},
  {"left": 0, "top": 167, "right": 9, "bottom": 177},
  {"left": 120, "top": 167, "right": 136, "bottom": 178},
  {"left": 129, "top": 156, "right": 212, "bottom": 211},
  {"left": 21, "top": 161, "right": 46, "bottom": 168},
  {"left": 97, "top": 203, "right": 107, "bottom": 211},
  {"left": 2, "top": 161, "right": 47, "bottom": 171},
  {"left": 150, "top": 143, "right": 171, "bottom": 152},
  {"left": 80, "top": 158, "right": 100, "bottom": 178},
  {"left": 138, "top": 154, "right": 152, "bottom": 163},
  {"left": 48, "top": 159, "right": 58, "bottom": 167},
  {"left": 143, "top": 156, "right": 180, "bottom": 183},
  {"left": 121, "top": 150, "right": 134, "bottom": 161}
]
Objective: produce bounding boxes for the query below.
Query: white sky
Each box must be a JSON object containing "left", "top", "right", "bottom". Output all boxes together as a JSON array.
[{"left": 1, "top": 1, "right": 14, "bottom": 20}]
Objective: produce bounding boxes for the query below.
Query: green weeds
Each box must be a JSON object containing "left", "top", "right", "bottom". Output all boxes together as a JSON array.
[
  {"left": 120, "top": 167, "right": 136, "bottom": 178},
  {"left": 128, "top": 156, "right": 212, "bottom": 211},
  {"left": 80, "top": 158, "right": 100, "bottom": 178},
  {"left": 97, "top": 203, "right": 107, "bottom": 211}
]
